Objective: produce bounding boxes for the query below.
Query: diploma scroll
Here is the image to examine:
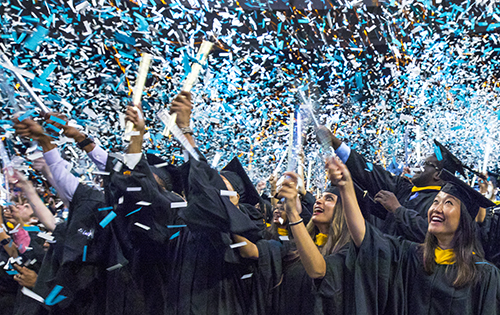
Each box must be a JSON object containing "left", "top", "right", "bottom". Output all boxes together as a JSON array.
[{"left": 124, "top": 53, "right": 152, "bottom": 141}]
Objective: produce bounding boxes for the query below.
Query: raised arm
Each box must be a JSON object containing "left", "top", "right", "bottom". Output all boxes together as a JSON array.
[
  {"left": 7, "top": 169, "right": 56, "bottom": 231},
  {"left": 13, "top": 117, "right": 79, "bottom": 203},
  {"left": 45, "top": 113, "right": 107, "bottom": 171},
  {"left": 279, "top": 172, "right": 326, "bottom": 279},
  {"left": 170, "top": 91, "right": 196, "bottom": 148},
  {"left": 326, "top": 157, "right": 365, "bottom": 247},
  {"left": 317, "top": 125, "right": 410, "bottom": 198}
]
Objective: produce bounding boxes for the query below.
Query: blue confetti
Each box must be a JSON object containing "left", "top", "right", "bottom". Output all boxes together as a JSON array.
[
  {"left": 125, "top": 207, "right": 142, "bottom": 217},
  {"left": 170, "top": 231, "right": 181, "bottom": 240},
  {"left": 45, "top": 285, "right": 67, "bottom": 306},
  {"left": 99, "top": 211, "right": 117, "bottom": 228}
]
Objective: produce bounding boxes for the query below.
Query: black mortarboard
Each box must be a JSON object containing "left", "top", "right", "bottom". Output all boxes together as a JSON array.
[
  {"left": 325, "top": 185, "right": 341, "bottom": 198},
  {"left": 146, "top": 154, "right": 183, "bottom": 195},
  {"left": 220, "top": 157, "right": 261, "bottom": 206},
  {"left": 439, "top": 169, "right": 496, "bottom": 219},
  {"left": 433, "top": 140, "right": 466, "bottom": 177}
]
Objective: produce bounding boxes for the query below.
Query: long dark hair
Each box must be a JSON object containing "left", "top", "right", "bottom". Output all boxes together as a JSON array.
[
  {"left": 306, "top": 197, "right": 351, "bottom": 256},
  {"left": 422, "top": 202, "right": 482, "bottom": 288}
]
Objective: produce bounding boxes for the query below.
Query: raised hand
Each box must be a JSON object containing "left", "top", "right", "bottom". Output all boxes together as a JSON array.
[
  {"left": 325, "top": 156, "right": 351, "bottom": 188},
  {"left": 125, "top": 103, "right": 145, "bottom": 134},
  {"left": 170, "top": 91, "right": 192, "bottom": 128},
  {"left": 276, "top": 172, "right": 301, "bottom": 215},
  {"left": 374, "top": 190, "right": 402, "bottom": 213},
  {"left": 12, "top": 117, "right": 46, "bottom": 141},
  {"left": 45, "top": 113, "right": 83, "bottom": 140}
]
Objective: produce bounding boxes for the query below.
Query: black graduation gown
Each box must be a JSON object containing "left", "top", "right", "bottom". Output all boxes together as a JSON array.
[
  {"left": 478, "top": 205, "right": 500, "bottom": 267},
  {"left": 104, "top": 154, "right": 186, "bottom": 315},
  {"left": 350, "top": 223, "right": 500, "bottom": 315},
  {"left": 314, "top": 246, "right": 354, "bottom": 315},
  {"left": 300, "top": 192, "right": 315, "bottom": 226},
  {"left": 0, "top": 230, "right": 45, "bottom": 315},
  {"left": 16, "top": 183, "right": 141, "bottom": 315},
  {"left": 166, "top": 151, "right": 263, "bottom": 315},
  {"left": 346, "top": 149, "right": 439, "bottom": 242},
  {"left": 248, "top": 239, "right": 316, "bottom": 315}
]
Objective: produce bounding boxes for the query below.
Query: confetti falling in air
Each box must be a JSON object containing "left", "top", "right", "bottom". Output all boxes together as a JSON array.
[{"left": 0, "top": 0, "right": 499, "bottom": 191}]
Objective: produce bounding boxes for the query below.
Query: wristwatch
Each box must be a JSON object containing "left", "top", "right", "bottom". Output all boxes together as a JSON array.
[
  {"left": 180, "top": 127, "right": 194, "bottom": 135},
  {"left": 0, "top": 237, "right": 11, "bottom": 246},
  {"left": 77, "top": 135, "right": 94, "bottom": 149}
]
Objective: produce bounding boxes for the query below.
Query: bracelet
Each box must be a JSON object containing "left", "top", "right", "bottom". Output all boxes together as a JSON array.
[
  {"left": 0, "top": 237, "right": 11, "bottom": 246},
  {"left": 180, "top": 127, "right": 194, "bottom": 135},
  {"left": 77, "top": 136, "right": 94, "bottom": 149},
  {"left": 288, "top": 218, "right": 303, "bottom": 226}
]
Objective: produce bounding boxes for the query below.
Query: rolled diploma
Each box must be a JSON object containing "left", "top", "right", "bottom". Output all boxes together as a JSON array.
[
  {"left": 124, "top": 53, "right": 152, "bottom": 141},
  {"left": 164, "top": 41, "right": 214, "bottom": 136}
]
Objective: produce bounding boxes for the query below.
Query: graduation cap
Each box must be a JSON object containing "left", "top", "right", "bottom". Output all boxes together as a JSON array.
[
  {"left": 439, "top": 169, "right": 496, "bottom": 219},
  {"left": 146, "top": 154, "right": 183, "bottom": 195},
  {"left": 433, "top": 140, "right": 466, "bottom": 177},
  {"left": 325, "top": 185, "right": 341, "bottom": 198},
  {"left": 220, "top": 157, "right": 261, "bottom": 206}
]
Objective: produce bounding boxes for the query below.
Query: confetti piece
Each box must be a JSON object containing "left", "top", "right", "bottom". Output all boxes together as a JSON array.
[
  {"left": 134, "top": 222, "right": 150, "bottom": 230},
  {"left": 99, "top": 211, "right": 117, "bottom": 228},
  {"left": 220, "top": 190, "right": 237, "bottom": 197},
  {"left": 37, "top": 232, "right": 54, "bottom": 241},
  {"left": 136, "top": 201, "right": 151, "bottom": 206},
  {"left": 24, "top": 25, "right": 49, "bottom": 51},
  {"left": 48, "top": 116, "right": 67, "bottom": 126},
  {"left": 23, "top": 226, "right": 41, "bottom": 232},
  {"left": 434, "top": 144, "right": 443, "bottom": 161},
  {"left": 170, "top": 201, "right": 187, "bottom": 208},
  {"left": 241, "top": 273, "right": 253, "bottom": 279},
  {"left": 106, "top": 263, "right": 123, "bottom": 272},
  {"left": 92, "top": 171, "right": 111, "bottom": 175},
  {"left": 167, "top": 225, "right": 187, "bottom": 228},
  {"left": 6, "top": 270, "right": 18, "bottom": 275},
  {"left": 44, "top": 285, "right": 67, "bottom": 305},
  {"left": 126, "top": 187, "right": 142, "bottom": 192},
  {"left": 82, "top": 245, "right": 87, "bottom": 262},
  {"left": 98, "top": 206, "right": 113, "bottom": 211},
  {"left": 22, "top": 287, "right": 44, "bottom": 303},
  {"left": 170, "top": 231, "right": 181, "bottom": 240},
  {"left": 229, "top": 241, "right": 247, "bottom": 249},
  {"left": 126, "top": 207, "right": 142, "bottom": 217},
  {"left": 279, "top": 235, "right": 289, "bottom": 241}
]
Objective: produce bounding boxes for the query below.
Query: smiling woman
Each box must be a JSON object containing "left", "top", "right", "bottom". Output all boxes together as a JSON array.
[{"left": 326, "top": 157, "right": 500, "bottom": 314}]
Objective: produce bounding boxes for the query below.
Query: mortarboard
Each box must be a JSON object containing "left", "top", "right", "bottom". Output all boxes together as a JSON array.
[
  {"left": 439, "top": 169, "right": 496, "bottom": 219},
  {"left": 433, "top": 140, "right": 466, "bottom": 177},
  {"left": 221, "top": 157, "right": 262, "bottom": 206},
  {"left": 146, "top": 153, "right": 184, "bottom": 195}
]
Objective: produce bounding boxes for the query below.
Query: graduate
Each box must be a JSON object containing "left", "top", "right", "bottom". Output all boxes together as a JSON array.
[
  {"left": 12, "top": 114, "right": 151, "bottom": 315},
  {"left": 316, "top": 126, "right": 462, "bottom": 243},
  {"left": 325, "top": 156, "right": 500, "bottom": 314},
  {"left": 236, "top": 175, "right": 354, "bottom": 315},
  {"left": 164, "top": 93, "right": 263, "bottom": 315}
]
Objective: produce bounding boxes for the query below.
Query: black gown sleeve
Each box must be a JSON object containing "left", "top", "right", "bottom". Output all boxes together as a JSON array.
[
  {"left": 300, "top": 192, "right": 315, "bottom": 225},
  {"left": 345, "top": 150, "right": 412, "bottom": 202},
  {"left": 246, "top": 239, "right": 283, "bottom": 315},
  {"left": 350, "top": 222, "right": 411, "bottom": 315},
  {"left": 179, "top": 150, "right": 263, "bottom": 243},
  {"left": 392, "top": 206, "right": 428, "bottom": 243},
  {"left": 315, "top": 245, "right": 353, "bottom": 315}
]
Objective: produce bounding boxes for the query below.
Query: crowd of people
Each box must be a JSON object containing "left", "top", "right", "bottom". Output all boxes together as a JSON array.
[{"left": 1, "top": 91, "right": 500, "bottom": 314}]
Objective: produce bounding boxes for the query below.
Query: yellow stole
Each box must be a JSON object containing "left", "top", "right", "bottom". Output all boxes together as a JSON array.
[
  {"left": 277, "top": 228, "right": 288, "bottom": 236},
  {"left": 315, "top": 233, "right": 328, "bottom": 247},
  {"left": 434, "top": 247, "right": 455, "bottom": 265},
  {"left": 411, "top": 186, "right": 442, "bottom": 193}
]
